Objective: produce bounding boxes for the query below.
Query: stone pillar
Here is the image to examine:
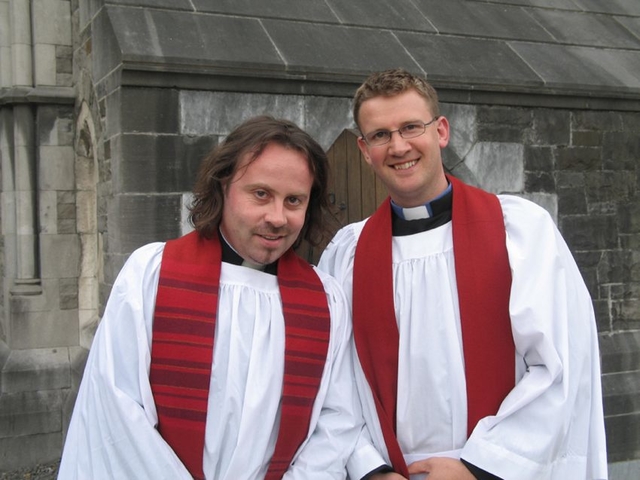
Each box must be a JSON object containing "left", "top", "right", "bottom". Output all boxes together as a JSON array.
[
  {"left": 7, "top": 0, "right": 40, "bottom": 294},
  {"left": 9, "top": 0, "right": 32, "bottom": 87},
  {"left": 11, "top": 104, "right": 40, "bottom": 293},
  {"left": 0, "top": 1, "right": 11, "bottom": 88}
]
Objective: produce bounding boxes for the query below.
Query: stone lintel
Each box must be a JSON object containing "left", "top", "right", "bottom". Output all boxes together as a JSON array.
[
  {"left": 0, "top": 86, "right": 75, "bottom": 106},
  {"left": 115, "top": 67, "right": 640, "bottom": 113}
]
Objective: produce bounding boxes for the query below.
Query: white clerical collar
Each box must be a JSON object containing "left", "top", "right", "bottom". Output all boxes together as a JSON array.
[{"left": 391, "top": 183, "right": 453, "bottom": 220}]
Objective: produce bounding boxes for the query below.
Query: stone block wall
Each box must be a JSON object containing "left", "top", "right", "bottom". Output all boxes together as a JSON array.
[{"left": 106, "top": 87, "right": 640, "bottom": 468}]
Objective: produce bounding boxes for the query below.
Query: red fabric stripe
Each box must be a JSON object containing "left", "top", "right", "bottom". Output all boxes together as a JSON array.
[
  {"left": 266, "top": 249, "right": 331, "bottom": 479},
  {"left": 150, "top": 384, "right": 209, "bottom": 400},
  {"left": 158, "top": 277, "right": 218, "bottom": 294},
  {"left": 150, "top": 333, "right": 215, "bottom": 347},
  {"left": 150, "top": 232, "right": 219, "bottom": 480},
  {"left": 448, "top": 175, "right": 515, "bottom": 434},
  {"left": 155, "top": 403, "right": 208, "bottom": 420}
]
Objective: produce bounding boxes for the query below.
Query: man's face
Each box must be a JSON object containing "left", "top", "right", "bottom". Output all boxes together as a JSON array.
[
  {"left": 220, "top": 142, "right": 313, "bottom": 266},
  {"left": 356, "top": 89, "right": 450, "bottom": 208}
]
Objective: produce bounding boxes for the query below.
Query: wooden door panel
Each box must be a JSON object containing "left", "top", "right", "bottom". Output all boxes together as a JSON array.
[{"left": 297, "top": 129, "right": 385, "bottom": 265}]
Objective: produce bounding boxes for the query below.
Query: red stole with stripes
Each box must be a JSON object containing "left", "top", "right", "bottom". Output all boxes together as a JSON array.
[
  {"left": 352, "top": 175, "right": 515, "bottom": 476},
  {"left": 149, "top": 231, "right": 331, "bottom": 480}
]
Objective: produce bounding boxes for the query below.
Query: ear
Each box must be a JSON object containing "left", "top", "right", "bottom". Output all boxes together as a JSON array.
[
  {"left": 436, "top": 116, "right": 450, "bottom": 148},
  {"left": 357, "top": 136, "right": 373, "bottom": 166}
]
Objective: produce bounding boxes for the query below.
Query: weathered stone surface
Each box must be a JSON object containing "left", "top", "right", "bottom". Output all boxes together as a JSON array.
[
  {"left": 412, "top": 0, "right": 554, "bottom": 42},
  {"left": 107, "top": 193, "right": 182, "bottom": 253},
  {"left": 396, "top": 33, "right": 538, "bottom": 87},
  {"left": 510, "top": 42, "right": 640, "bottom": 93},
  {"left": 1, "top": 349, "right": 70, "bottom": 395},
  {"left": 325, "top": 0, "right": 433, "bottom": 30},
  {"left": 120, "top": 88, "right": 179, "bottom": 134},
  {"left": 572, "top": 130, "right": 602, "bottom": 147},
  {"left": 465, "top": 142, "right": 524, "bottom": 194},
  {"left": 602, "top": 370, "right": 640, "bottom": 416},
  {"left": 107, "top": 6, "right": 285, "bottom": 71},
  {"left": 602, "top": 131, "right": 640, "bottom": 170},
  {"left": 0, "top": 432, "right": 62, "bottom": 473},
  {"left": 525, "top": 171, "right": 555, "bottom": 192},
  {"left": 561, "top": 214, "right": 618, "bottom": 251},
  {"left": 528, "top": 109, "right": 571, "bottom": 146},
  {"left": 606, "top": 413, "right": 640, "bottom": 462},
  {"left": 194, "top": 0, "right": 338, "bottom": 22},
  {"left": 180, "top": 91, "right": 305, "bottom": 136},
  {"left": 556, "top": 146, "right": 602, "bottom": 171},
  {"left": 528, "top": 8, "right": 640, "bottom": 49},
  {"left": 115, "top": 134, "right": 214, "bottom": 193},
  {"left": 263, "top": 19, "right": 419, "bottom": 76}
]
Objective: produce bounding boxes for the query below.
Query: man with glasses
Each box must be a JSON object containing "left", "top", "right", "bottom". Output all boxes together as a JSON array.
[{"left": 319, "top": 69, "right": 608, "bottom": 480}]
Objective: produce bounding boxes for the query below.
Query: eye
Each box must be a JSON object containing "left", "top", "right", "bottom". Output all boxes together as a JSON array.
[
  {"left": 402, "top": 123, "right": 422, "bottom": 132},
  {"left": 366, "top": 130, "right": 390, "bottom": 143},
  {"left": 254, "top": 189, "right": 269, "bottom": 200},
  {"left": 286, "top": 196, "right": 303, "bottom": 207}
]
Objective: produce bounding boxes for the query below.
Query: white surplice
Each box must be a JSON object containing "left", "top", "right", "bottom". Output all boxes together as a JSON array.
[
  {"left": 318, "top": 195, "right": 608, "bottom": 480},
  {"left": 59, "top": 242, "right": 380, "bottom": 480}
]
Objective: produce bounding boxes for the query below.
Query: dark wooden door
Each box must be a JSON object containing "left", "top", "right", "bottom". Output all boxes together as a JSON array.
[{"left": 297, "top": 129, "right": 387, "bottom": 265}]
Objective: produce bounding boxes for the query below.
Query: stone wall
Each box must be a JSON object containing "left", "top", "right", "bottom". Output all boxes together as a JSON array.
[
  {"left": 0, "top": 0, "right": 639, "bottom": 475},
  {"left": 105, "top": 85, "right": 640, "bottom": 469}
]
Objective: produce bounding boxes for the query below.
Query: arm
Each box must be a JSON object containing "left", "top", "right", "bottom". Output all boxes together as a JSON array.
[
  {"left": 58, "top": 244, "right": 192, "bottom": 480},
  {"left": 460, "top": 197, "right": 607, "bottom": 479},
  {"left": 284, "top": 273, "right": 387, "bottom": 479}
]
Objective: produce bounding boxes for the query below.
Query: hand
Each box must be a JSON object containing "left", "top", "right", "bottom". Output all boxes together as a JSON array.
[
  {"left": 407, "top": 457, "right": 475, "bottom": 480},
  {"left": 368, "top": 473, "right": 408, "bottom": 480}
]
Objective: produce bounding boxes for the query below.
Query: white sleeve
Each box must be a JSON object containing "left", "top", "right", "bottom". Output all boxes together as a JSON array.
[
  {"left": 57, "top": 243, "right": 193, "bottom": 480},
  {"left": 284, "top": 272, "right": 386, "bottom": 480},
  {"left": 318, "top": 231, "right": 390, "bottom": 480},
  {"left": 461, "top": 196, "right": 608, "bottom": 480}
]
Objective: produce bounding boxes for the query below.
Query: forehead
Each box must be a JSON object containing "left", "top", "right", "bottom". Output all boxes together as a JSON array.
[
  {"left": 359, "top": 90, "right": 432, "bottom": 130},
  {"left": 231, "top": 143, "right": 313, "bottom": 191}
]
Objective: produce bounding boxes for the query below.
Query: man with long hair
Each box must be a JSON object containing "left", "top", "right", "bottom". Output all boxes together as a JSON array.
[{"left": 59, "top": 116, "right": 391, "bottom": 479}]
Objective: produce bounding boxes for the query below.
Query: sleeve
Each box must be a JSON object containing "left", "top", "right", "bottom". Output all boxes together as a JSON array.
[
  {"left": 460, "top": 196, "right": 608, "bottom": 480},
  {"left": 57, "top": 243, "right": 193, "bottom": 480},
  {"left": 284, "top": 272, "right": 387, "bottom": 480}
]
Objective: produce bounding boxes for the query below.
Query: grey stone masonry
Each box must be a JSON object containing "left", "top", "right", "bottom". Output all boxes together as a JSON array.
[
  {"left": 86, "top": 0, "right": 640, "bottom": 108},
  {"left": 1, "top": 0, "right": 640, "bottom": 476}
]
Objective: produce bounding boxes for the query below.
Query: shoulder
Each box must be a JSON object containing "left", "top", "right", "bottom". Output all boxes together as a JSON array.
[
  {"left": 112, "top": 242, "right": 166, "bottom": 290},
  {"left": 498, "top": 194, "right": 553, "bottom": 218},
  {"left": 498, "top": 194, "right": 558, "bottom": 235},
  {"left": 124, "top": 242, "right": 165, "bottom": 269},
  {"left": 320, "top": 218, "right": 368, "bottom": 260}
]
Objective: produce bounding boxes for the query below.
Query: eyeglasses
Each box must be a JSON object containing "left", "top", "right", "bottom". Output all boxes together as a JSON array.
[{"left": 361, "top": 117, "right": 440, "bottom": 147}]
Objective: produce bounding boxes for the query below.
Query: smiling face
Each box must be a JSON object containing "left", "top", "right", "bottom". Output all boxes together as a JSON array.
[
  {"left": 219, "top": 142, "right": 313, "bottom": 266},
  {"left": 356, "top": 89, "right": 450, "bottom": 207}
]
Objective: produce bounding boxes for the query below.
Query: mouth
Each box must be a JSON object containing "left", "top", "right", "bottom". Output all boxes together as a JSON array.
[
  {"left": 256, "top": 232, "right": 287, "bottom": 245},
  {"left": 392, "top": 159, "right": 417, "bottom": 170}
]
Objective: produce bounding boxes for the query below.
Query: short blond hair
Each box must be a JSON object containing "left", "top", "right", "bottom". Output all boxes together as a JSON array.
[{"left": 353, "top": 68, "right": 440, "bottom": 128}]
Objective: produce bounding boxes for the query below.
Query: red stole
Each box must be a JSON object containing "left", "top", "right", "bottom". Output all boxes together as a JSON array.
[
  {"left": 352, "top": 175, "right": 514, "bottom": 476},
  {"left": 149, "top": 231, "right": 331, "bottom": 480}
]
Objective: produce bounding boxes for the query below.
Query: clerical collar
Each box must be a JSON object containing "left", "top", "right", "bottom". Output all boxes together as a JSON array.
[
  {"left": 390, "top": 183, "right": 452, "bottom": 220},
  {"left": 218, "top": 230, "right": 278, "bottom": 275},
  {"left": 391, "top": 183, "right": 453, "bottom": 236}
]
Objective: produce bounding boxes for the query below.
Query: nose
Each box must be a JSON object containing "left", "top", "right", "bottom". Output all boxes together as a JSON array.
[
  {"left": 388, "top": 130, "right": 411, "bottom": 156},
  {"left": 265, "top": 201, "right": 287, "bottom": 227}
]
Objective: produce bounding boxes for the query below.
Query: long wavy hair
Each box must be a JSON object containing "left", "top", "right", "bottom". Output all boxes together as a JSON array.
[{"left": 189, "top": 115, "right": 331, "bottom": 249}]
